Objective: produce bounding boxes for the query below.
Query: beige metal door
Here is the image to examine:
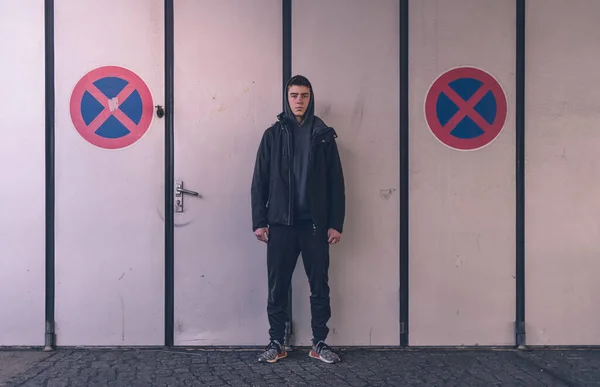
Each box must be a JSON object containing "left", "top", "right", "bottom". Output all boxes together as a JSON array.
[
  {"left": 172, "top": 0, "right": 282, "bottom": 346},
  {"left": 54, "top": 0, "right": 165, "bottom": 346},
  {"left": 408, "top": 0, "right": 516, "bottom": 346},
  {"left": 290, "top": 0, "right": 400, "bottom": 346},
  {"left": 0, "top": 0, "right": 46, "bottom": 346},
  {"left": 525, "top": 0, "right": 600, "bottom": 346}
]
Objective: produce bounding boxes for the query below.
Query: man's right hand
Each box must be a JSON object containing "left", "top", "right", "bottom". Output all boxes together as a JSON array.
[{"left": 254, "top": 227, "right": 269, "bottom": 243}]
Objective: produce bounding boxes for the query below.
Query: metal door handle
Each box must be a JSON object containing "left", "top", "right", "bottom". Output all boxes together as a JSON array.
[
  {"left": 175, "top": 181, "right": 201, "bottom": 213},
  {"left": 177, "top": 187, "right": 199, "bottom": 196}
]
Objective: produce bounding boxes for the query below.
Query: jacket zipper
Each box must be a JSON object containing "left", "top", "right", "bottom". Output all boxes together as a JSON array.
[
  {"left": 281, "top": 122, "right": 294, "bottom": 226},
  {"left": 308, "top": 133, "right": 315, "bottom": 227},
  {"left": 288, "top": 128, "right": 293, "bottom": 226}
]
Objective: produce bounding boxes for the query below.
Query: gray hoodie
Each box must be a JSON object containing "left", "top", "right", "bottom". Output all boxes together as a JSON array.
[{"left": 283, "top": 76, "right": 316, "bottom": 221}]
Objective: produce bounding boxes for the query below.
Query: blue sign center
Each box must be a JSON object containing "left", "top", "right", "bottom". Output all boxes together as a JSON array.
[
  {"left": 436, "top": 77, "right": 497, "bottom": 139},
  {"left": 81, "top": 76, "right": 143, "bottom": 139}
]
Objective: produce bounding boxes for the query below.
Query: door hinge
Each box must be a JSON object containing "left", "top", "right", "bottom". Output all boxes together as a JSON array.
[
  {"left": 400, "top": 322, "right": 406, "bottom": 334},
  {"left": 515, "top": 321, "right": 526, "bottom": 349},
  {"left": 44, "top": 321, "right": 55, "bottom": 351}
]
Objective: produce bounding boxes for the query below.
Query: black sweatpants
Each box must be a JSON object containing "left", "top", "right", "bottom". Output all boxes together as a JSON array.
[{"left": 266, "top": 221, "right": 331, "bottom": 345}]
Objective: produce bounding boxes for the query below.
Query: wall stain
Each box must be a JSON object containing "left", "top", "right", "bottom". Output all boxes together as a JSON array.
[
  {"left": 320, "top": 103, "right": 332, "bottom": 118},
  {"left": 455, "top": 254, "right": 463, "bottom": 268},
  {"left": 353, "top": 90, "right": 366, "bottom": 126},
  {"left": 379, "top": 188, "right": 396, "bottom": 200}
]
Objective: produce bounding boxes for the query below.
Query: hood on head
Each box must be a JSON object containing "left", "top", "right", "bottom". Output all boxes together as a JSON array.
[{"left": 283, "top": 74, "right": 315, "bottom": 128}]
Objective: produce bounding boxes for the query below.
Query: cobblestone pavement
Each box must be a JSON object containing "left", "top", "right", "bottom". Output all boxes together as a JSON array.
[{"left": 2, "top": 347, "right": 600, "bottom": 386}]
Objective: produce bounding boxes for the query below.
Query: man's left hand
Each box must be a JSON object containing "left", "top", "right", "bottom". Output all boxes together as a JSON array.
[{"left": 328, "top": 229, "right": 342, "bottom": 245}]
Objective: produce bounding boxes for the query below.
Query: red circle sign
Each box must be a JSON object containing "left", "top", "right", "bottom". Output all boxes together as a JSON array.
[
  {"left": 69, "top": 66, "right": 154, "bottom": 149},
  {"left": 424, "top": 67, "right": 507, "bottom": 151}
]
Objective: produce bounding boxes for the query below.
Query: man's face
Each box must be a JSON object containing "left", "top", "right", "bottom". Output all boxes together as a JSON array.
[{"left": 287, "top": 85, "right": 311, "bottom": 119}]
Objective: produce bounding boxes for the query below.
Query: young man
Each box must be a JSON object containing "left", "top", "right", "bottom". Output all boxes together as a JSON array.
[{"left": 251, "top": 75, "right": 345, "bottom": 364}]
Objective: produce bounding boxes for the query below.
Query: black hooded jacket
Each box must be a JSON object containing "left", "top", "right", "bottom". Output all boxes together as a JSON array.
[{"left": 251, "top": 79, "right": 346, "bottom": 233}]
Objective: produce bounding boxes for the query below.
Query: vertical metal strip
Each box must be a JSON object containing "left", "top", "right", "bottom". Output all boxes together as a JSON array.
[
  {"left": 283, "top": 0, "right": 292, "bottom": 93},
  {"left": 282, "top": 0, "right": 293, "bottom": 347},
  {"left": 164, "top": 0, "right": 175, "bottom": 347},
  {"left": 44, "top": 0, "right": 56, "bottom": 352},
  {"left": 399, "top": 0, "right": 409, "bottom": 347},
  {"left": 515, "top": 0, "right": 526, "bottom": 349},
  {"left": 399, "top": 0, "right": 409, "bottom": 348}
]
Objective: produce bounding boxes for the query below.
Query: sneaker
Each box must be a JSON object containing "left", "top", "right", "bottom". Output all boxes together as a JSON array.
[
  {"left": 258, "top": 340, "right": 287, "bottom": 363},
  {"left": 309, "top": 341, "right": 341, "bottom": 364}
]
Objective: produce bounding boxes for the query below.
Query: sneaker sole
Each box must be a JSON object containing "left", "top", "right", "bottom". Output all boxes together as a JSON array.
[
  {"left": 260, "top": 351, "right": 287, "bottom": 364},
  {"left": 309, "top": 349, "right": 338, "bottom": 364}
]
